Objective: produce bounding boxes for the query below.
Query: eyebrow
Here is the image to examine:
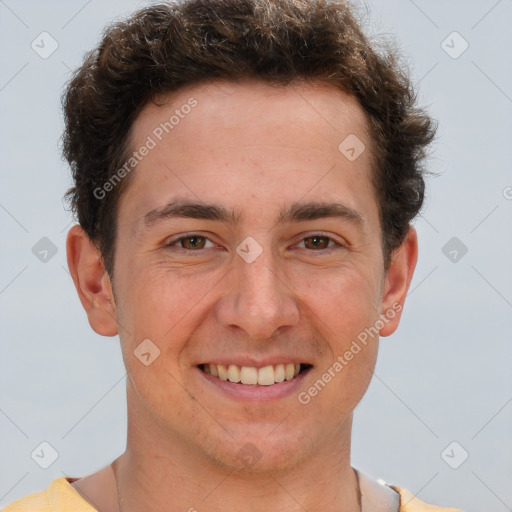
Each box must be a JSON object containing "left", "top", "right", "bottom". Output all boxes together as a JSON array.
[{"left": 142, "top": 198, "right": 364, "bottom": 229}]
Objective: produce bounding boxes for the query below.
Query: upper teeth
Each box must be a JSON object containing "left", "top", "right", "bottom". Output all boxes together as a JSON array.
[{"left": 203, "top": 363, "right": 301, "bottom": 385}]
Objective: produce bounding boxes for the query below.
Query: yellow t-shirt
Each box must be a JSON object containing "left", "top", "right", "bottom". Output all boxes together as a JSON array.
[
  {"left": 2, "top": 478, "right": 94, "bottom": 512},
  {"left": 2, "top": 477, "right": 462, "bottom": 511}
]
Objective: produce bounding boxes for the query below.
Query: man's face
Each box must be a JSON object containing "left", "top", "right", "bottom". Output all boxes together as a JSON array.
[{"left": 109, "top": 80, "right": 399, "bottom": 471}]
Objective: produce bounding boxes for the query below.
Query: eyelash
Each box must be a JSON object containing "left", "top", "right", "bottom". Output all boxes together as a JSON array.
[{"left": 164, "top": 233, "right": 346, "bottom": 253}]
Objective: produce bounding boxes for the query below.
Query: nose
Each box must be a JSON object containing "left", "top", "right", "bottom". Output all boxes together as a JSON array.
[{"left": 215, "top": 245, "right": 300, "bottom": 340}]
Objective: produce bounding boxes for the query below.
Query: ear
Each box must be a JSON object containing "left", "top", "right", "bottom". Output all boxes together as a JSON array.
[
  {"left": 379, "top": 225, "right": 418, "bottom": 337},
  {"left": 66, "top": 225, "right": 118, "bottom": 337}
]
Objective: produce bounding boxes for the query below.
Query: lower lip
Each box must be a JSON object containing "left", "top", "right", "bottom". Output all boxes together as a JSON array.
[{"left": 197, "top": 367, "right": 312, "bottom": 401}]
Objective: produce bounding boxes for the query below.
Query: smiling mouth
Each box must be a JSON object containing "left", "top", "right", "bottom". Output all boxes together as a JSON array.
[{"left": 198, "top": 363, "right": 312, "bottom": 386}]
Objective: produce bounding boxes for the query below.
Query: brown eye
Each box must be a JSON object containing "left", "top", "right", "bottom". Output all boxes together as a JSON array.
[
  {"left": 302, "top": 235, "right": 332, "bottom": 250},
  {"left": 165, "top": 234, "right": 218, "bottom": 253},
  {"left": 179, "top": 236, "right": 207, "bottom": 250}
]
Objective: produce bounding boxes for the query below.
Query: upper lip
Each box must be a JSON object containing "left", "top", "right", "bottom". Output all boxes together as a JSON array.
[{"left": 197, "top": 358, "right": 311, "bottom": 367}]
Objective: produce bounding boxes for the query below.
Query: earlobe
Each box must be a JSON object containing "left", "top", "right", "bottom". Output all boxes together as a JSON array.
[
  {"left": 66, "top": 225, "right": 118, "bottom": 337},
  {"left": 379, "top": 226, "right": 418, "bottom": 337}
]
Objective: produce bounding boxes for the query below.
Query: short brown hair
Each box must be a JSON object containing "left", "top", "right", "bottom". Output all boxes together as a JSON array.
[{"left": 62, "top": 0, "right": 436, "bottom": 275}]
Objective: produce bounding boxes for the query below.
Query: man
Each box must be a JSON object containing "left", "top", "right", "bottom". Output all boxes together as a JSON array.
[{"left": 4, "top": 0, "right": 462, "bottom": 510}]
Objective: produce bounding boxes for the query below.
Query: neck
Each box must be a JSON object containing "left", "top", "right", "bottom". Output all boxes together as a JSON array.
[{"left": 112, "top": 406, "right": 361, "bottom": 512}]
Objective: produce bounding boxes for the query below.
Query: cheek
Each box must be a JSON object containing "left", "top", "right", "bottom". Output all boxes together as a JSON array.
[
  {"left": 115, "top": 264, "right": 198, "bottom": 421},
  {"left": 297, "top": 263, "right": 381, "bottom": 409},
  {"left": 299, "top": 261, "right": 382, "bottom": 339},
  {"left": 312, "top": 344, "right": 378, "bottom": 423},
  {"left": 114, "top": 260, "right": 228, "bottom": 395},
  {"left": 116, "top": 261, "right": 201, "bottom": 340}
]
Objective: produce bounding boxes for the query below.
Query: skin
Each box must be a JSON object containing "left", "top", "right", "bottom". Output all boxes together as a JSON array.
[{"left": 67, "top": 79, "right": 418, "bottom": 512}]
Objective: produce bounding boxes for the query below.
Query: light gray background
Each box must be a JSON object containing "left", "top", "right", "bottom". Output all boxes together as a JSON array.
[{"left": 1, "top": 1, "right": 511, "bottom": 510}]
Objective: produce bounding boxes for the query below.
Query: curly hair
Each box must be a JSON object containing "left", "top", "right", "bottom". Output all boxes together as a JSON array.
[{"left": 62, "top": 0, "right": 436, "bottom": 275}]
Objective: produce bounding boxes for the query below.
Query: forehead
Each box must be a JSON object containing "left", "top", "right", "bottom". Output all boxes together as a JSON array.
[
  {"left": 120, "top": 79, "right": 377, "bottom": 229},
  {"left": 138, "top": 79, "right": 371, "bottom": 143}
]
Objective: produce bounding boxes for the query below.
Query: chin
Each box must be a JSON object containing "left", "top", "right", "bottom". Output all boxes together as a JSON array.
[{"left": 202, "top": 428, "right": 313, "bottom": 474}]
